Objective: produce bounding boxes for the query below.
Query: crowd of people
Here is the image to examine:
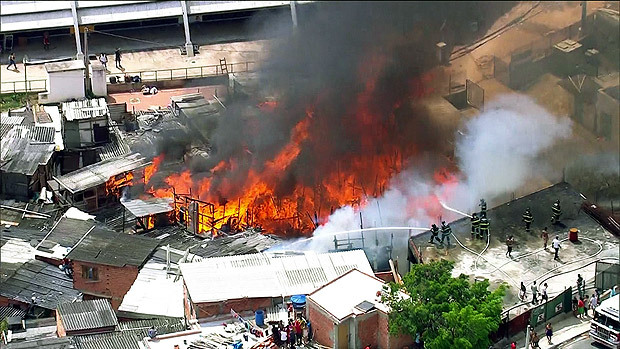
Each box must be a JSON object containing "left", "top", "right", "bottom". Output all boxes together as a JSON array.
[{"left": 270, "top": 313, "right": 313, "bottom": 348}]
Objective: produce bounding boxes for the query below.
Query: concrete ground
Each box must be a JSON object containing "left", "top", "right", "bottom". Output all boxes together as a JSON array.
[
  {"left": 411, "top": 182, "right": 619, "bottom": 311},
  {"left": 108, "top": 85, "right": 227, "bottom": 112}
]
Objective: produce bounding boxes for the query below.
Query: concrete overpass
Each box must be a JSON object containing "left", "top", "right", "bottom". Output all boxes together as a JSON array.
[{"left": 1, "top": 1, "right": 309, "bottom": 56}]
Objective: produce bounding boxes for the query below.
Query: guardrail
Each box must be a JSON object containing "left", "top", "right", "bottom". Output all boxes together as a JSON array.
[
  {"left": 0, "top": 79, "right": 48, "bottom": 94},
  {"left": 113, "top": 61, "right": 259, "bottom": 84}
]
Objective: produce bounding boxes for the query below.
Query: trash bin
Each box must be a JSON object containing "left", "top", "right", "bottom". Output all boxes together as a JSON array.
[
  {"left": 569, "top": 228, "right": 579, "bottom": 242},
  {"left": 255, "top": 309, "right": 264, "bottom": 327}
]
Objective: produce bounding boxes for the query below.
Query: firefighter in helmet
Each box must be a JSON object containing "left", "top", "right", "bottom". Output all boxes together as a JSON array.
[
  {"left": 522, "top": 207, "right": 533, "bottom": 233},
  {"left": 440, "top": 221, "right": 452, "bottom": 247},
  {"left": 471, "top": 212, "right": 480, "bottom": 238},
  {"left": 429, "top": 223, "right": 441, "bottom": 244},
  {"left": 479, "top": 211, "right": 490, "bottom": 239},
  {"left": 551, "top": 200, "right": 561, "bottom": 224}
]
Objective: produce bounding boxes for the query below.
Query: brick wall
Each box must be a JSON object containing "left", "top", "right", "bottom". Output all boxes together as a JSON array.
[
  {"left": 71, "top": 261, "right": 139, "bottom": 309},
  {"left": 357, "top": 312, "right": 379, "bottom": 348},
  {"left": 56, "top": 310, "right": 66, "bottom": 337},
  {"left": 378, "top": 311, "right": 414, "bottom": 349},
  {"left": 307, "top": 298, "right": 335, "bottom": 347}
]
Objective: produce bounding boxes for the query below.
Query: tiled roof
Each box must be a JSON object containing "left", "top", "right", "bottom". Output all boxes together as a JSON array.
[{"left": 57, "top": 299, "right": 118, "bottom": 332}]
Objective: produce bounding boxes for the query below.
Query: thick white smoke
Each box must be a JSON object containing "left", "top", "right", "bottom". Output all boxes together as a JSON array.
[{"left": 295, "top": 94, "right": 573, "bottom": 252}]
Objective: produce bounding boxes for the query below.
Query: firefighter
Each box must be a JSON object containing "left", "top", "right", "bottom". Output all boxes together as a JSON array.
[
  {"left": 479, "top": 211, "right": 490, "bottom": 239},
  {"left": 479, "top": 198, "right": 487, "bottom": 216},
  {"left": 522, "top": 207, "right": 533, "bottom": 233},
  {"left": 471, "top": 212, "right": 480, "bottom": 238},
  {"left": 440, "top": 221, "right": 452, "bottom": 247},
  {"left": 429, "top": 223, "right": 441, "bottom": 244},
  {"left": 551, "top": 200, "right": 562, "bottom": 224}
]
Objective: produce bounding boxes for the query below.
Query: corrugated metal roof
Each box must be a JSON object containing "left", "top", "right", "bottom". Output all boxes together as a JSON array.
[
  {"left": 121, "top": 198, "right": 173, "bottom": 217},
  {"left": 62, "top": 98, "right": 108, "bottom": 121},
  {"left": 72, "top": 332, "right": 139, "bottom": 349},
  {"left": 0, "top": 259, "right": 82, "bottom": 310},
  {"left": 0, "top": 115, "right": 25, "bottom": 125},
  {"left": 0, "top": 137, "right": 55, "bottom": 175},
  {"left": 57, "top": 299, "right": 118, "bottom": 332},
  {"left": 53, "top": 153, "right": 148, "bottom": 193},
  {"left": 66, "top": 229, "right": 160, "bottom": 267},
  {"left": 0, "top": 306, "right": 26, "bottom": 320},
  {"left": 115, "top": 317, "right": 186, "bottom": 337},
  {"left": 96, "top": 131, "right": 131, "bottom": 161},
  {"left": 180, "top": 250, "right": 373, "bottom": 303}
]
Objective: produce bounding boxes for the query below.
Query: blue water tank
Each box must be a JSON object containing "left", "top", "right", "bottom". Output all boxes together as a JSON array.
[{"left": 255, "top": 309, "right": 265, "bottom": 327}]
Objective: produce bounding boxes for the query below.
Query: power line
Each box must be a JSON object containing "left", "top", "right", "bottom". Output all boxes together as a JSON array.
[{"left": 90, "top": 29, "right": 170, "bottom": 47}]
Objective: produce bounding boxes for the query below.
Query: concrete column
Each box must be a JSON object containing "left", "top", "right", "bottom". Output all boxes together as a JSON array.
[
  {"left": 180, "top": 0, "right": 194, "bottom": 57},
  {"left": 290, "top": 1, "right": 298, "bottom": 28},
  {"left": 90, "top": 61, "right": 107, "bottom": 97},
  {"left": 70, "top": 1, "right": 83, "bottom": 59}
]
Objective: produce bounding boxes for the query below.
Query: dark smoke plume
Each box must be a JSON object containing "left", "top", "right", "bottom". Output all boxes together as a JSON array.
[{"left": 164, "top": 2, "right": 515, "bottom": 207}]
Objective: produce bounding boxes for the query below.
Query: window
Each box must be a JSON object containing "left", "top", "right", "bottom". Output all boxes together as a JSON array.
[{"left": 81, "top": 265, "right": 99, "bottom": 281}]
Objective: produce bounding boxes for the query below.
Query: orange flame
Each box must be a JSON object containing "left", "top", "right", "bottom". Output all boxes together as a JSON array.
[
  {"left": 144, "top": 154, "right": 164, "bottom": 185},
  {"left": 105, "top": 172, "right": 134, "bottom": 197}
]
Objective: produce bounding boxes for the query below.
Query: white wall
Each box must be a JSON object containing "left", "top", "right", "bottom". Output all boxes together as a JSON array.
[{"left": 42, "top": 69, "right": 86, "bottom": 104}]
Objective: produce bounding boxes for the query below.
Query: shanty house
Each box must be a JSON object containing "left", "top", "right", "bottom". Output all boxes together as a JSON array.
[
  {"left": 0, "top": 107, "right": 60, "bottom": 200},
  {"left": 179, "top": 250, "right": 373, "bottom": 321},
  {"left": 66, "top": 229, "right": 160, "bottom": 309},
  {"left": 62, "top": 98, "right": 110, "bottom": 149},
  {"left": 48, "top": 153, "right": 149, "bottom": 212},
  {"left": 56, "top": 299, "right": 118, "bottom": 337},
  {"left": 307, "top": 269, "right": 413, "bottom": 349}
]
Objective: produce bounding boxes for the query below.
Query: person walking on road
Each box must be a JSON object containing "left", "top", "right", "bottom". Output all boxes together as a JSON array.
[
  {"left": 115, "top": 48, "right": 123, "bottom": 69},
  {"left": 506, "top": 235, "right": 515, "bottom": 258},
  {"left": 7, "top": 52, "right": 17, "bottom": 70},
  {"left": 541, "top": 227, "right": 549, "bottom": 250},
  {"left": 531, "top": 281, "right": 539, "bottom": 305},
  {"left": 545, "top": 323, "right": 553, "bottom": 344},
  {"left": 519, "top": 282, "right": 527, "bottom": 302},
  {"left": 99, "top": 53, "right": 108, "bottom": 70},
  {"left": 552, "top": 236, "right": 561, "bottom": 260},
  {"left": 541, "top": 282, "right": 548, "bottom": 303},
  {"left": 577, "top": 274, "right": 585, "bottom": 298}
]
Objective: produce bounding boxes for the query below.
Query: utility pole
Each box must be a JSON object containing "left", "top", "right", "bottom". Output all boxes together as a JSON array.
[
  {"left": 290, "top": 1, "right": 298, "bottom": 28},
  {"left": 22, "top": 55, "right": 28, "bottom": 92},
  {"left": 580, "top": 1, "right": 587, "bottom": 35},
  {"left": 84, "top": 27, "right": 91, "bottom": 94},
  {"left": 70, "top": 1, "right": 83, "bottom": 59}
]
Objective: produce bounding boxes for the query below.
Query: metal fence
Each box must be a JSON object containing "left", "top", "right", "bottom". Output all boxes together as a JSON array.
[
  {"left": 0, "top": 79, "right": 47, "bottom": 94},
  {"left": 595, "top": 261, "right": 619, "bottom": 292},
  {"left": 117, "top": 61, "right": 259, "bottom": 84}
]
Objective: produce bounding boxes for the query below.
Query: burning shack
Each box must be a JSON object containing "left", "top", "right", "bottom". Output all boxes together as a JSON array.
[
  {"left": 121, "top": 197, "right": 174, "bottom": 232},
  {"left": 48, "top": 153, "right": 149, "bottom": 212}
]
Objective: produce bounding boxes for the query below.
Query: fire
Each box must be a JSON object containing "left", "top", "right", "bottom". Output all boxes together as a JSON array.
[
  {"left": 147, "top": 48, "right": 451, "bottom": 236},
  {"left": 144, "top": 154, "right": 164, "bottom": 185},
  {"left": 105, "top": 172, "right": 134, "bottom": 197},
  {"left": 146, "top": 215, "right": 155, "bottom": 230}
]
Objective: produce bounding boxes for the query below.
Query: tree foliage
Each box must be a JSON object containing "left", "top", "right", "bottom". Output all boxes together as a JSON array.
[{"left": 381, "top": 260, "right": 506, "bottom": 349}]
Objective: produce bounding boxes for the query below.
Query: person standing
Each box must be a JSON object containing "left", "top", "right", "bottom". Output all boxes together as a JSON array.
[
  {"left": 551, "top": 200, "right": 561, "bottom": 224},
  {"left": 7, "top": 52, "right": 17, "bottom": 70},
  {"left": 306, "top": 320, "right": 313, "bottom": 342},
  {"left": 115, "top": 48, "right": 123, "bottom": 69},
  {"left": 294, "top": 317, "right": 302, "bottom": 345},
  {"left": 43, "top": 32, "right": 50, "bottom": 51},
  {"left": 99, "top": 53, "right": 108, "bottom": 70},
  {"left": 522, "top": 207, "right": 533, "bottom": 233},
  {"left": 506, "top": 235, "right": 515, "bottom": 258},
  {"left": 531, "top": 281, "right": 539, "bottom": 305},
  {"left": 577, "top": 297, "right": 586, "bottom": 319},
  {"left": 552, "top": 236, "right": 561, "bottom": 260},
  {"left": 470, "top": 212, "right": 480, "bottom": 239},
  {"left": 429, "top": 223, "right": 441, "bottom": 244},
  {"left": 541, "top": 227, "right": 549, "bottom": 250},
  {"left": 590, "top": 291, "right": 598, "bottom": 314},
  {"left": 531, "top": 331, "right": 540, "bottom": 348},
  {"left": 479, "top": 198, "right": 487, "bottom": 216},
  {"left": 577, "top": 274, "right": 585, "bottom": 298},
  {"left": 280, "top": 326, "right": 288, "bottom": 348},
  {"left": 545, "top": 323, "right": 553, "bottom": 344},
  {"left": 541, "top": 282, "right": 549, "bottom": 303},
  {"left": 440, "top": 221, "right": 452, "bottom": 247},
  {"left": 479, "top": 212, "right": 490, "bottom": 240}
]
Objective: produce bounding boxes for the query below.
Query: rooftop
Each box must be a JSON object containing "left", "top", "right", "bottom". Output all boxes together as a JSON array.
[
  {"left": 62, "top": 98, "right": 108, "bottom": 121},
  {"left": 121, "top": 198, "right": 174, "bottom": 218},
  {"left": 308, "top": 268, "right": 390, "bottom": 322},
  {"left": 66, "top": 229, "right": 160, "bottom": 267},
  {"left": 180, "top": 249, "right": 373, "bottom": 303},
  {"left": 52, "top": 152, "right": 149, "bottom": 194},
  {"left": 0, "top": 258, "right": 82, "bottom": 310},
  {"left": 44, "top": 60, "right": 85, "bottom": 73},
  {"left": 0, "top": 137, "right": 55, "bottom": 176},
  {"left": 57, "top": 299, "right": 118, "bottom": 332}
]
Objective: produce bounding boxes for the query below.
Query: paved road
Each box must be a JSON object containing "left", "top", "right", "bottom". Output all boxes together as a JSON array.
[{"left": 559, "top": 334, "right": 608, "bottom": 349}]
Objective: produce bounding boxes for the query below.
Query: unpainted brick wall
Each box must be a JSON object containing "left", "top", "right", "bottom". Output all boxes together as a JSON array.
[{"left": 72, "top": 261, "right": 139, "bottom": 309}]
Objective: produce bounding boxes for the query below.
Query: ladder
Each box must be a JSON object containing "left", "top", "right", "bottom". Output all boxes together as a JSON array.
[{"left": 219, "top": 58, "right": 228, "bottom": 75}]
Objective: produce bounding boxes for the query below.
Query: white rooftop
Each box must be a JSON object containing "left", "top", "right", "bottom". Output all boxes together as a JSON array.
[
  {"left": 308, "top": 269, "right": 390, "bottom": 322},
  {"left": 180, "top": 249, "right": 373, "bottom": 303},
  {"left": 119, "top": 262, "right": 184, "bottom": 318}
]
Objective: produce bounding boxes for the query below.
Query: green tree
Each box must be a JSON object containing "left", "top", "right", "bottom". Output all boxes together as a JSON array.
[{"left": 381, "top": 259, "right": 506, "bottom": 349}]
